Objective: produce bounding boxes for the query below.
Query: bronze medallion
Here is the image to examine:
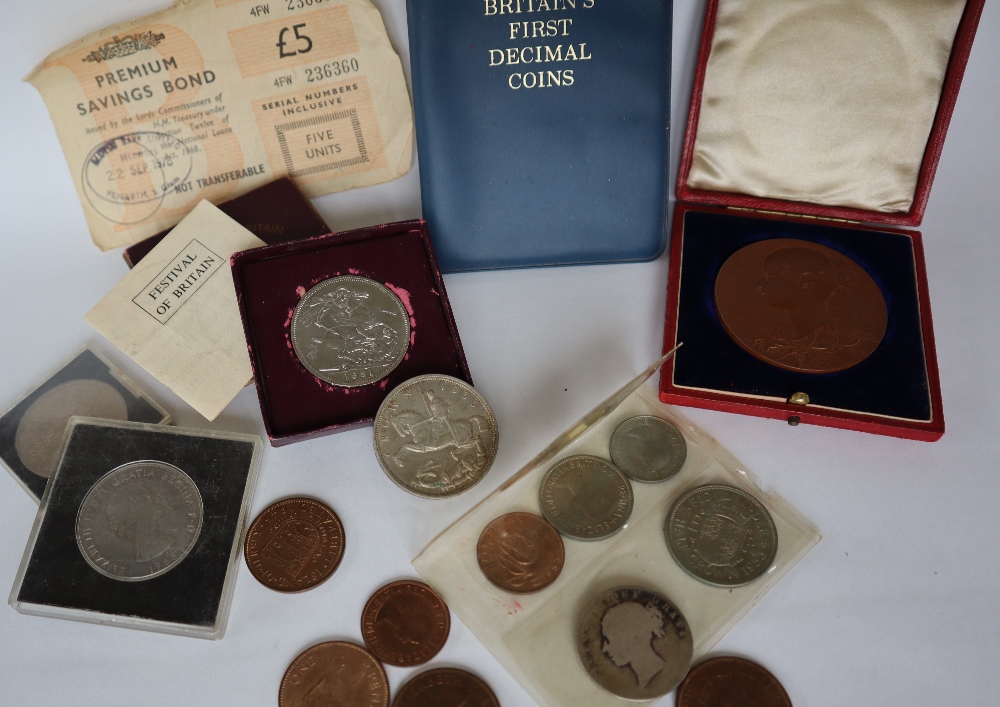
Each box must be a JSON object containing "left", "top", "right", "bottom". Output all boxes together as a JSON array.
[
  {"left": 15, "top": 379, "right": 129, "bottom": 478},
  {"left": 244, "top": 498, "right": 345, "bottom": 593},
  {"left": 714, "top": 238, "right": 888, "bottom": 374},
  {"left": 279, "top": 641, "right": 388, "bottom": 707},
  {"left": 676, "top": 656, "right": 792, "bottom": 707},
  {"left": 360, "top": 580, "right": 450, "bottom": 667},
  {"left": 392, "top": 668, "right": 500, "bottom": 707},
  {"left": 477, "top": 512, "right": 565, "bottom": 594}
]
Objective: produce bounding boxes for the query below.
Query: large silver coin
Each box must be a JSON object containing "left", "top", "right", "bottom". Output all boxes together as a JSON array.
[
  {"left": 291, "top": 276, "right": 410, "bottom": 387},
  {"left": 15, "top": 380, "right": 129, "bottom": 478},
  {"left": 539, "top": 455, "right": 633, "bottom": 541},
  {"left": 665, "top": 484, "right": 778, "bottom": 587},
  {"left": 577, "top": 586, "right": 693, "bottom": 700},
  {"left": 610, "top": 416, "right": 687, "bottom": 483},
  {"left": 374, "top": 375, "right": 498, "bottom": 498},
  {"left": 76, "top": 461, "right": 204, "bottom": 581}
]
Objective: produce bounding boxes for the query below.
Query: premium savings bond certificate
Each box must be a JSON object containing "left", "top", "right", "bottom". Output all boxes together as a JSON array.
[{"left": 26, "top": 0, "right": 413, "bottom": 250}]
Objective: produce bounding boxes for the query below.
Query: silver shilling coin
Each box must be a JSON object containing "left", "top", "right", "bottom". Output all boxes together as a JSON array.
[
  {"left": 609, "top": 415, "right": 688, "bottom": 483},
  {"left": 665, "top": 484, "right": 778, "bottom": 587},
  {"left": 15, "top": 380, "right": 129, "bottom": 478},
  {"left": 576, "top": 586, "right": 694, "bottom": 700},
  {"left": 290, "top": 275, "right": 410, "bottom": 387},
  {"left": 539, "top": 455, "right": 633, "bottom": 541},
  {"left": 374, "top": 375, "right": 498, "bottom": 498},
  {"left": 76, "top": 461, "right": 204, "bottom": 581}
]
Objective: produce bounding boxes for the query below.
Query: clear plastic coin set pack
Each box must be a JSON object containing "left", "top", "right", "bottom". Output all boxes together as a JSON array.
[
  {"left": 9, "top": 418, "right": 262, "bottom": 639},
  {"left": 414, "top": 356, "right": 821, "bottom": 707},
  {"left": 0, "top": 346, "right": 171, "bottom": 503}
]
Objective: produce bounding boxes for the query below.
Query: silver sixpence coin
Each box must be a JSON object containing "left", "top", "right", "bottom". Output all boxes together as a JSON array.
[
  {"left": 374, "top": 375, "right": 498, "bottom": 498},
  {"left": 539, "top": 455, "right": 633, "bottom": 541},
  {"left": 665, "top": 484, "right": 778, "bottom": 587},
  {"left": 76, "top": 461, "right": 204, "bottom": 581},
  {"left": 291, "top": 275, "right": 410, "bottom": 387},
  {"left": 610, "top": 416, "right": 687, "bottom": 483},
  {"left": 576, "top": 586, "right": 693, "bottom": 700},
  {"left": 15, "top": 380, "right": 129, "bottom": 478}
]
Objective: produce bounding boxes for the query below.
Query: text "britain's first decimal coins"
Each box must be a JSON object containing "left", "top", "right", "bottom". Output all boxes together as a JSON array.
[
  {"left": 609, "top": 415, "right": 687, "bottom": 483},
  {"left": 75, "top": 461, "right": 203, "bottom": 582},
  {"left": 291, "top": 275, "right": 410, "bottom": 388},
  {"left": 244, "top": 497, "right": 345, "bottom": 593},
  {"left": 279, "top": 641, "right": 389, "bottom": 707},
  {"left": 665, "top": 484, "right": 778, "bottom": 587},
  {"left": 374, "top": 374, "right": 498, "bottom": 498},
  {"left": 539, "top": 455, "right": 633, "bottom": 541},
  {"left": 576, "top": 586, "right": 694, "bottom": 700}
]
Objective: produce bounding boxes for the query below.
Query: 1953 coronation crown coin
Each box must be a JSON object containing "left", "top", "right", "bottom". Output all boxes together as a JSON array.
[{"left": 291, "top": 275, "right": 410, "bottom": 387}]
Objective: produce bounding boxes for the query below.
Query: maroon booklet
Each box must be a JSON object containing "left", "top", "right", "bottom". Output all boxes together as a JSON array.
[{"left": 122, "top": 178, "right": 330, "bottom": 267}]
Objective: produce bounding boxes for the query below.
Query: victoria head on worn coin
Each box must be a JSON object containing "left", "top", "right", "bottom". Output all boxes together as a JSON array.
[
  {"left": 373, "top": 375, "right": 498, "bottom": 498},
  {"left": 360, "top": 580, "right": 450, "bottom": 667},
  {"left": 279, "top": 641, "right": 388, "bottom": 707},
  {"left": 539, "top": 455, "right": 633, "bottom": 541},
  {"left": 665, "top": 484, "right": 778, "bottom": 587},
  {"left": 244, "top": 498, "right": 345, "bottom": 593},
  {"left": 610, "top": 415, "right": 687, "bottom": 483},
  {"left": 291, "top": 275, "right": 410, "bottom": 387},
  {"left": 676, "top": 656, "right": 792, "bottom": 707},
  {"left": 15, "top": 379, "right": 129, "bottom": 478},
  {"left": 75, "top": 461, "right": 203, "bottom": 581},
  {"left": 392, "top": 667, "right": 500, "bottom": 707},
  {"left": 477, "top": 512, "right": 565, "bottom": 594},
  {"left": 576, "top": 586, "right": 694, "bottom": 700},
  {"left": 714, "top": 238, "right": 888, "bottom": 373}
]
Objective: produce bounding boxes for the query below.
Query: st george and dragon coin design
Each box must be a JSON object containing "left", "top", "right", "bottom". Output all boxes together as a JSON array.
[
  {"left": 539, "top": 455, "right": 633, "bottom": 541},
  {"left": 665, "top": 484, "right": 778, "bottom": 587},
  {"left": 714, "top": 238, "right": 888, "bottom": 373},
  {"left": 291, "top": 275, "right": 410, "bottom": 387},
  {"left": 610, "top": 415, "right": 687, "bottom": 483},
  {"left": 374, "top": 375, "right": 498, "bottom": 498},
  {"left": 576, "top": 586, "right": 694, "bottom": 700},
  {"left": 75, "top": 461, "right": 203, "bottom": 581}
]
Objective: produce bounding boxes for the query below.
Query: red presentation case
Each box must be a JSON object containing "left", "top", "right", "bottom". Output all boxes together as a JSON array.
[
  {"left": 660, "top": 0, "right": 986, "bottom": 441},
  {"left": 231, "top": 220, "right": 472, "bottom": 446}
]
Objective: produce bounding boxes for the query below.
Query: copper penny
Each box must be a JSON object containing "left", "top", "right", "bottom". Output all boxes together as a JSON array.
[
  {"left": 279, "top": 641, "right": 388, "bottom": 707},
  {"left": 244, "top": 498, "right": 345, "bottom": 593},
  {"left": 714, "top": 238, "right": 887, "bottom": 374},
  {"left": 477, "top": 512, "right": 565, "bottom": 594},
  {"left": 361, "top": 580, "right": 450, "bottom": 666},
  {"left": 676, "top": 656, "right": 792, "bottom": 707},
  {"left": 392, "top": 668, "right": 500, "bottom": 707}
]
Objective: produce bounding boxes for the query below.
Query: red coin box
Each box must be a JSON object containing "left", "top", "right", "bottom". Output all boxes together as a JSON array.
[
  {"left": 230, "top": 220, "right": 472, "bottom": 446},
  {"left": 660, "top": 0, "right": 985, "bottom": 441}
]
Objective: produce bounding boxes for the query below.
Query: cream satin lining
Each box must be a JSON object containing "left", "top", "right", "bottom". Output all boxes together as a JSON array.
[{"left": 687, "top": 0, "right": 966, "bottom": 213}]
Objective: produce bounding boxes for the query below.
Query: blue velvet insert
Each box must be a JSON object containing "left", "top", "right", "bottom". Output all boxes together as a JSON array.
[{"left": 672, "top": 210, "right": 932, "bottom": 422}]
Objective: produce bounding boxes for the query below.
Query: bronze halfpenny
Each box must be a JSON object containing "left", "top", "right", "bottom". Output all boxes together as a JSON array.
[
  {"left": 477, "top": 512, "right": 565, "bottom": 594},
  {"left": 360, "top": 580, "right": 451, "bottom": 667},
  {"left": 676, "top": 656, "right": 792, "bottom": 707},
  {"left": 279, "top": 641, "right": 388, "bottom": 707},
  {"left": 714, "top": 238, "right": 888, "bottom": 374},
  {"left": 392, "top": 668, "right": 500, "bottom": 707},
  {"left": 244, "top": 498, "right": 345, "bottom": 593}
]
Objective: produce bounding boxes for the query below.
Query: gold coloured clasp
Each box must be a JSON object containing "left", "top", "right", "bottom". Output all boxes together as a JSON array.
[{"left": 787, "top": 392, "right": 809, "bottom": 426}]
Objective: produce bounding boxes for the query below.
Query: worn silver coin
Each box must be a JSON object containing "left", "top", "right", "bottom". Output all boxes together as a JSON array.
[
  {"left": 609, "top": 416, "right": 687, "bottom": 483},
  {"left": 665, "top": 484, "right": 778, "bottom": 587},
  {"left": 76, "top": 461, "right": 204, "bottom": 581},
  {"left": 374, "top": 375, "right": 498, "bottom": 498},
  {"left": 576, "top": 586, "right": 693, "bottom": 701},
  {"left": 291, "top": 275, "right": 410, "bottom": 387},
  {"left": 539, "top": 455, "right": 633, "bottom": 541},
  {"left": 15, "top": 380, "right": 129, "bottom": 478}
]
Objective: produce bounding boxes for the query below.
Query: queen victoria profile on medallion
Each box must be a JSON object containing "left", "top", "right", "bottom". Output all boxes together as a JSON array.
[{"left": 714, "top": 238, "right": 888, "bottom": 374}]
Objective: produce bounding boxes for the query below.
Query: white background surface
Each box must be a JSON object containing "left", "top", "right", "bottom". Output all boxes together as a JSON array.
[{"left": 0, "top": 1, "right": 997, "bottom": 705}]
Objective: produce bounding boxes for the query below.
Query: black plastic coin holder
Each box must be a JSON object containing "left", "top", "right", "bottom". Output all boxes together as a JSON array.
[
  {"left": 0, "top": 346, "right": 171, "bottom": 503},
  {"left": 9, "top": 418, "right": 262, "bottom": 640},
  {"left": 414, "top": 356, "right": 821, "bottom": 707}
]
